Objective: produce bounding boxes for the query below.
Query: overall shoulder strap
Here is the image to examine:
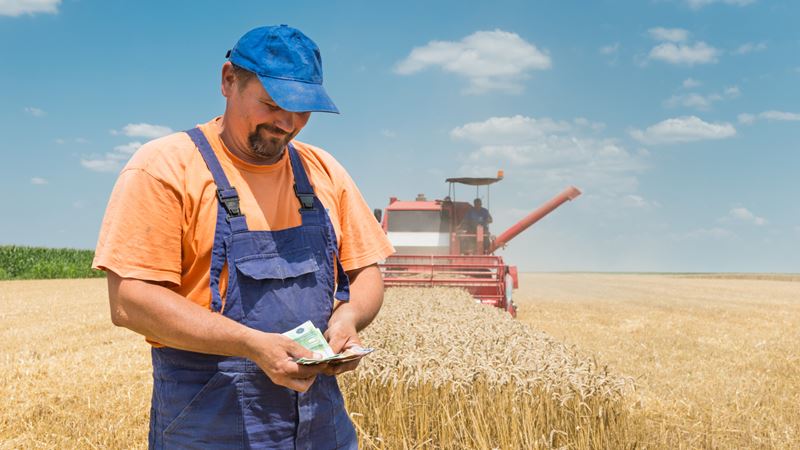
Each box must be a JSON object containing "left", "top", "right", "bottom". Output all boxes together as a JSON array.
[
  {"left": 287, "top": 142, "right": 316, "bottom": 212},
  {"left": 185, "top": 127, "right": 244, "bottom": 313},
  {"left": 185, "top": 128, "right": 248, "bottom": 232},
  {"left": 287, "top": 142, "right": 350, "bottom": 302}
]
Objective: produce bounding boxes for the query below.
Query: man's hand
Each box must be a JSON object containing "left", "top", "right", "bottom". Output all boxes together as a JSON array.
[
  {"left": 321, "top": 319, "right": 362, "bottom": 376},
  {"left": 322, "top": 321, "right": 362, "bottom": 376},
  {"left": 243, "top": 329, "right": 330, "bottom": 392}
]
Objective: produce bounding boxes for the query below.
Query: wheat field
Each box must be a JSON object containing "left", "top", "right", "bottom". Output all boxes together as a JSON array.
[
  {"left": 516, "top": 273, "right": 800, "bottom": 449},
  {"left": 1, "top": 274, "right": 798, "bottom": 448}
]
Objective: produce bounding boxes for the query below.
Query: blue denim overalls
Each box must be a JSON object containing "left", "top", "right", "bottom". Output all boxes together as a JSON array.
[{"left": 147, "top": 128, "right": 357, "bottom": 449}]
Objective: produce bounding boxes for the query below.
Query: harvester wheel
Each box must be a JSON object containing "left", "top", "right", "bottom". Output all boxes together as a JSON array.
[{"left": 504, "top": 274, "right": 517, "bottom": 318}]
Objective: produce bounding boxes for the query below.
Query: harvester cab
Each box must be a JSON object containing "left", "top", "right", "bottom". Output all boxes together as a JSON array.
[
  {"left": 444, "top": 171, "right": 505, "bottom": 257},
  {"left": 377, "top": 172, "right": 581, "bottom": 317}
]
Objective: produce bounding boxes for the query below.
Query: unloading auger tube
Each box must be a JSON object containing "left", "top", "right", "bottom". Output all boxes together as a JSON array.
[{"left": 488, "top": 185, "right": 582, "bottom": 254}]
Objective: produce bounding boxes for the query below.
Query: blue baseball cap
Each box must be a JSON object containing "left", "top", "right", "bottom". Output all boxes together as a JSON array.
[{"left": 227, "top": 25, "right": 339, "bottom": 114}]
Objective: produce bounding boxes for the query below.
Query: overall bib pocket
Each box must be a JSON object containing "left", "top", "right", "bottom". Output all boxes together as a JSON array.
[
  {"left": 234, "top": 248, "right": 324, "bottom": 326},
  {"left": 235, "top": 248, "right": 319, "bottom": 280}
]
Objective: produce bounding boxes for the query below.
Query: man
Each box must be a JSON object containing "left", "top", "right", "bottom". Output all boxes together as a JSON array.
[
  {"left": 92, "top": 25, "right": 394, "bottom": 449},
  {"left": 459, "top": 198, "right": 492, "bottom": 255},
  {"left": 462, "top": 198, "right": 492, "bottom": 233}
]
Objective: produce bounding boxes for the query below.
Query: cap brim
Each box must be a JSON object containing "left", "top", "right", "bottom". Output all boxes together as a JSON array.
[{"left": 257, "top": 74, "right": 339, "bottom": 114}]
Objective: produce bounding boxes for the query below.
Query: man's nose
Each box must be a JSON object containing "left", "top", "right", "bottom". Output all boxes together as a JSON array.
[{"left": 273, "top": 110, "right": 295, "bottom": 133}]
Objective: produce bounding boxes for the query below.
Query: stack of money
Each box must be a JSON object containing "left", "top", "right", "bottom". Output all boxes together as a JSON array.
[{"left": 283, "top": 320, "right": 375, "bottom": 365}]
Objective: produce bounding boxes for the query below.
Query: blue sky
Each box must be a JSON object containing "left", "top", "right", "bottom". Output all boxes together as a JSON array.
[{"left": 1, "top": 0, "right": 798, "bottom": 272}]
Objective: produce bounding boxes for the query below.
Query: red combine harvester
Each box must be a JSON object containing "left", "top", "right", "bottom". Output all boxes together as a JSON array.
[{"left": 377, "top": 172, "right": 581, "bottom": 317}]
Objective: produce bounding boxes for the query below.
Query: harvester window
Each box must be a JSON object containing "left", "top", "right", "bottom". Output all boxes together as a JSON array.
[{"left": 387, "top": 211, "right": 449, "bottom": 233}]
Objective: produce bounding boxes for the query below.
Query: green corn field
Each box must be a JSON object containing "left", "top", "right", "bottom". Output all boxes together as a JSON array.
[{"left": 0, "top": 245, "right": 104, "bottom": 280}]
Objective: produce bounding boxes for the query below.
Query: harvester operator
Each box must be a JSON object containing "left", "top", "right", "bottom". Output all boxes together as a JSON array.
[
  {"left": 463, "top": 198, "right": 492, "bottom": 233},
  {"left": 459, "top": 198, "right": 493, "bottom": 254},
  {"left": 92, "top": 25, "right": 394, "bottom": 449}
]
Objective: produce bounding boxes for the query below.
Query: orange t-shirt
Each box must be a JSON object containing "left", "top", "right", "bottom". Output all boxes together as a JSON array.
[{"left": 93, "top": 117, "right": 394, "bottom": 339}]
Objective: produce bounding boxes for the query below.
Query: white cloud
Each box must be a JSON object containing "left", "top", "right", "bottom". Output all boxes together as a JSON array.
[
  {"left": 451, "top": 115, "right": 571, "bottom": 145},
  {"left": 649, "top": 41, "right": 720, "bottom": 66},
  {"left": 80, "top": 159, "right": 121, "bottom": 173},
  {"left": 728, "top": 207, "right": 767, "bottom": 226},
  {"left": 739, "top": 110, "right": 800, "bottom": 124},
  {"left": 599, "top": 43, "right": 620, "bottom": 65},
  {"left": 665, "top": 93, "right": 715, "bottom": 110},
  {"left": 30, "top": 177, "right": 48, "bottom": 185},
  {"left": 623, "top": 194, "right": 660, "bottom": 209},
  {"left": 723, "top": 86, "right": 740, "bottom": 98},
  {"left": 738, "top": 113, "right": 756, "bottom": 125},
  {"left": 114, "top": 141, "right": 143, "bottom": 155},
  {"left": 451, "top": 115, "right": 647, "bottom": 202},
  {"left": 600, "top": 43, "right": 619, "bottom": 55},
  {"left": 682, "top": 78, "right": 702, "bottom": 88},
  {"left": 648, "top": 27, "right": 689, "bottom": 43},
  {"left": 685, "top": 0, "right": 756, "bottom": 9},
  {"left": 733, "top": 42, "right": 767, "bottom": 55},
  {"left": 381, "top": 129, "right": 397, "bottom": 139},
  {"left": 630, "top": 116, "right": 736, "bottom": 145},
  {"left": 573, "top": 117, "right": 606, "bottom": 131},
  {"left": 646, "top": 29, "right": 719, "bottom": 66},
  {"left": 664, "top": 86, "right": 739, "bottom": 110},
  {"left": 759, "top": 110, "right": 800, "bottom": 122},
  {"left": 55, "top": 137, "right": 91, "bottom": 144},
  {"left": 394, "top": 29, "right": 551, "bottom": 94},
  {"left": 24, "top": 106, "right": 45, "bottom": 117},
  {"left": 0, "top": 0, "right": 60, "bottom": 16},
  {"left": 80, "top": 142, "right": 142, "bottom": 173},
  {"left": 113, "top": 123, "right": 173, "bottom": 139}
]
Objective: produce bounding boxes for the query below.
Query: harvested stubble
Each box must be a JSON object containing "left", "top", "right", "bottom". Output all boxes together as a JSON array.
[{"left": 340, "top": 287, "right": 634, "bottom": 449}]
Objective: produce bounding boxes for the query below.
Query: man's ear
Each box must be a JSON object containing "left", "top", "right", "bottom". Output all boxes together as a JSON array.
[{"left": 221, "top": 61, "right": 236, "bottom": 98}]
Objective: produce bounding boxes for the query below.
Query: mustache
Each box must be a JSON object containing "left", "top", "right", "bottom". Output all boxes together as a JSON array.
[{"left": 256, "top": 123, "right": 290, "bottom": 137}]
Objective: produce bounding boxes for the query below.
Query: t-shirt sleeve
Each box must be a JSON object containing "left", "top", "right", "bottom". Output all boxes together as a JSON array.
[
  {"left": 92, "top": 167, "right": 183, "bottom": 285},
  {"left": 335, "top": 169, "right": 394, "bottom": 272}
]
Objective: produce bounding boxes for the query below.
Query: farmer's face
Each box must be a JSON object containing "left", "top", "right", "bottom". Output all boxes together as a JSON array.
[{"left": 223, "top": 65, "right": 311, "bottom": 162}]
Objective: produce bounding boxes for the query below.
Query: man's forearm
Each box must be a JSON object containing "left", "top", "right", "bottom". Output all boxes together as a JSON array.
[
  {"left": 108, "top": 271, "right": 329, "bottom": 391},
  {"left": 107, "top": 271, "right": 258, "bottom": 358},
  {"left": 330, "top": 264, "right": 384, "bottom": 331},
  {"left": 107, "top": 263, "right": 384, "bottom": 357}
]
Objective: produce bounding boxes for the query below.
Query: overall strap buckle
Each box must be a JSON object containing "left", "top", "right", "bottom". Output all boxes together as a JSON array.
[
  {"left": 293, "top": 184, "right": 315, "bottom": 211},
  {"left": 217, "top": 187, "right": 243, "bottom": 220}
]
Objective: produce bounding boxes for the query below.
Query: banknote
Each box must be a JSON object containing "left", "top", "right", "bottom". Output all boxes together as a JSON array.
[
  {"left": 283, "top": 321, "right": 375, "bottom": 365},
  {"left": 296, "top": 345, "right": 375, "bottom": 365},
  {"left": 282, "top": 320, "right": 336, "bottom": 358}
]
